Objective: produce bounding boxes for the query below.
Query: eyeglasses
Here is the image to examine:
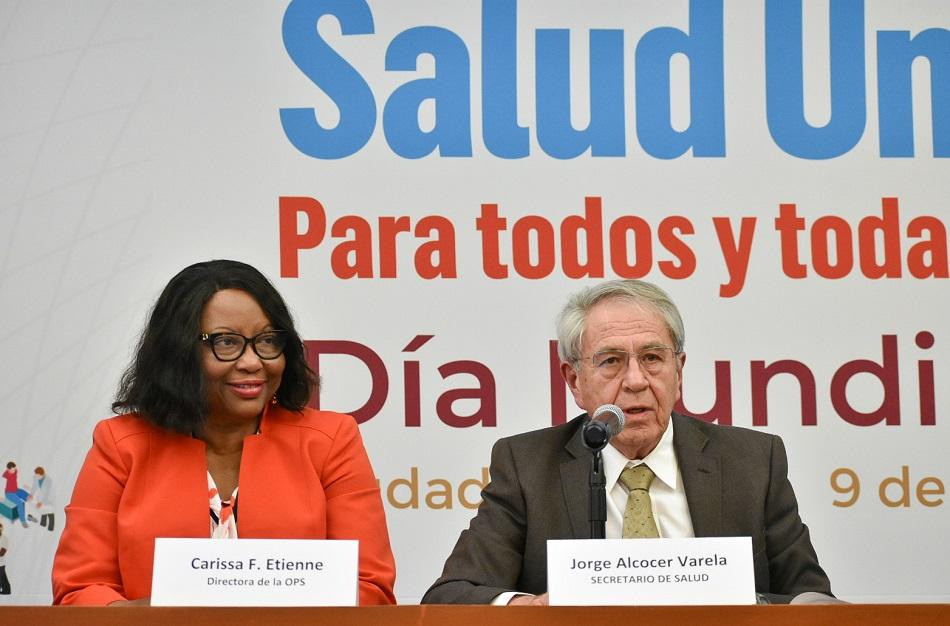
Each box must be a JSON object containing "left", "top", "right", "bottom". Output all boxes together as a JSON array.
[
  {"left": 582, "top": 346, "right": 680, "bottom": 379},
  {"left": 199, "top": 331, "right": 288, "bottom": 362}
]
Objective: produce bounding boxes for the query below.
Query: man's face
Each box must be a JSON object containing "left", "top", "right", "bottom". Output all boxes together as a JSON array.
[{"left": 561, "top": 298, "right": 685, "bottom": 459}]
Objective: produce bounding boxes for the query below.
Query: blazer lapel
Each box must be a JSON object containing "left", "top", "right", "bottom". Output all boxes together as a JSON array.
[
  {"left": 560, "top": 421, "right": 593, "bottom": 539},
  {"left": 149, "top": 429, "right": 211, "bottom": 538},
  {"left": 672, "top": 414, "right": 722, "bottom": 537}
]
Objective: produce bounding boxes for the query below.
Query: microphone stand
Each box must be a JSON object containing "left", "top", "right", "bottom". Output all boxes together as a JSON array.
[
  {"left": 589, "top": 450, "right": 606, "bottom": 539},
  {"left": 582, "top": 419, "right": 611, "bottom": 539}
]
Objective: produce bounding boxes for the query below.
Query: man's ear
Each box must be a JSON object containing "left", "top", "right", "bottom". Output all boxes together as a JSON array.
[
  {"left": 675, "top": 352, "right": 686, "bottom": 396},
  {"left": 560, "top": 360, "right": 583, "bottom": 404}
]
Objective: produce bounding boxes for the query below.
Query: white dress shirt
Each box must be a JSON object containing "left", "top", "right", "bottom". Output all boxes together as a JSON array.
[{"left": 603, "top": 418, "right": 694, "bottom": 539}]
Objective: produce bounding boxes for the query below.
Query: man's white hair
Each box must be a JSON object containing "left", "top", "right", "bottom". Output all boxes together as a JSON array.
[{"left": 555, "top": 279, "right": 685, "bottom": 363}]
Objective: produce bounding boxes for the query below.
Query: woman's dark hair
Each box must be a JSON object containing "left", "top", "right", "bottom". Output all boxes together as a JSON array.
[{"left": 113, "top": 260, "right": 317, "bottom": 433}]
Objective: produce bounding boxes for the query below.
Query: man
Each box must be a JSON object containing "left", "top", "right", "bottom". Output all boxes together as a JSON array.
[{"left": 422, "top": 279, "right": 832, "bottom": 605}]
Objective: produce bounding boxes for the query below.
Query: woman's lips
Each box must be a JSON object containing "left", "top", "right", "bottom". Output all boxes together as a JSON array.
[{"left": 228, "top": 381, "right": 266, "bottom": 399}]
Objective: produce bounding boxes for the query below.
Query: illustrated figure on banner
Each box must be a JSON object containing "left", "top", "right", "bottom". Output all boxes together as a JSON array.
[
  {"left": 27, "top": 467, "right": 55, "bottom": 532},
  {"left": 0, "top": 522, "right": 10, "bottom": 594},
  {"left": 2, "top": 463, "right": 28, "bottom": 529}
]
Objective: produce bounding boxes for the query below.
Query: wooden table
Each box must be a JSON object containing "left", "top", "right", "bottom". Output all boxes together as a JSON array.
[{"left": 1, "top": 604, "right": 947, "bottom": 625}]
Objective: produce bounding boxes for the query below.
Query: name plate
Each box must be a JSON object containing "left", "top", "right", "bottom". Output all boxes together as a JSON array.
[
  {"left": 151, "top": 538, "right": 358, "bottom": 606},
  {"left": 547, "top": 537, "right": 755, "bottom": 606}
]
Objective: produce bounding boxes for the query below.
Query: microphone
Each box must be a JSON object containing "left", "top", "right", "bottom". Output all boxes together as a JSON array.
[{"left": 582, "top": 404, "right": 625, "bottom": 452}]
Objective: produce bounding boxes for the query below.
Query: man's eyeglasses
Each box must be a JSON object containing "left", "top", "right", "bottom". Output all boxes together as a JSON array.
[
  {"left": 582, "top": 346, "right": 680, "bottom": 379},
  {"left": 200, "top": 331, "right": 288, "bottom": 362}
]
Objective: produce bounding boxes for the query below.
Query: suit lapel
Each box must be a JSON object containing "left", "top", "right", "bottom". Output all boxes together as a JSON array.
[
  {"left": 560, "top": 420, "right": 593, "bottom": 539},
  {"left": 559, "top": 414, "right": 724, "bottom": 538},
  {"left": 672, "top": 414, "right": 722, "bottom": 537}
]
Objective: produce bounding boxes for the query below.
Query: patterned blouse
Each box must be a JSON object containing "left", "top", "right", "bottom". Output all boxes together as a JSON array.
[{"left": 208, "top": 471, "right": 238, "bottom": 539}]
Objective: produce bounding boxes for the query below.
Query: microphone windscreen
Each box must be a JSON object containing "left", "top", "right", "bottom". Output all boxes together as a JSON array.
[{"left": 592, "top": 404, "right": 625, "bottom": 435}]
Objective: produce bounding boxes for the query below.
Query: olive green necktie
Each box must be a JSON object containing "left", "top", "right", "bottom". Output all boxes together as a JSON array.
[{"left": 619, "top": 464, "right": 660, "bottom": 538}]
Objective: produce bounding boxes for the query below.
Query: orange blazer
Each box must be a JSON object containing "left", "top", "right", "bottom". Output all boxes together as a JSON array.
[{"left": 52, "top": 406, "right": 396, "bottom": 605}]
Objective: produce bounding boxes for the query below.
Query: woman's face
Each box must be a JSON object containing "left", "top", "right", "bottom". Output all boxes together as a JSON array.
[{"left": 200, "top": 289, "right": 286, "bottom": 428}]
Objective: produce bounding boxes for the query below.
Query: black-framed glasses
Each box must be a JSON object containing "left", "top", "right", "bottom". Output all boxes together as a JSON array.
[
  {"left": 582, "top": 345, "right": 680, "bottom": 379},
  {"left": 199, "top": 331, "right": 288, "bottom": 362}
]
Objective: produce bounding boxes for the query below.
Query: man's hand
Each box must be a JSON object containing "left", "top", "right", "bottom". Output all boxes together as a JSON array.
[{"left": 507, "top": 592, "right": 549, "bottom": 606}]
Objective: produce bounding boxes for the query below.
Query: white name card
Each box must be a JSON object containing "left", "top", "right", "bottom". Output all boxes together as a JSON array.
[
  {"left": 547, "top": 537, "right": 755, "bottom": 606},
  {"left": 151, "top": 538, "right": 358, "bottom": 606}
]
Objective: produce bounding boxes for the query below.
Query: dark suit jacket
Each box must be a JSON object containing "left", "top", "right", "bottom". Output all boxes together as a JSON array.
[{"left": 422, "top": 413, "right": 831, "bottom": 604}]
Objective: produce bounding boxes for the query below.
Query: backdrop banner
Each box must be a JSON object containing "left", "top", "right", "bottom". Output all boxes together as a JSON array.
[{"left": 0, "top": 0, "right": 946, "bottom": 604}]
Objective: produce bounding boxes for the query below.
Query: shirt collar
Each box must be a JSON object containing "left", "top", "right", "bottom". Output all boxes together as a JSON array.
[{"left": 603, "top": 417, "right": 678, "bottom": 490}]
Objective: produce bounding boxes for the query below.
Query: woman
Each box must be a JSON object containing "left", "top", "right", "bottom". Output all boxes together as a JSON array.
[{"left": 52, "top": 260, "right": 396, "bottom": 605}]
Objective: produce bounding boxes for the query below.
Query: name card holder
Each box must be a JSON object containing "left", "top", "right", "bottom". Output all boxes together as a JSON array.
[
  {"left": 547, "top": 536, "right": 755, "bottom": 606},
  {"left": 151, "top": 537, "right": 358, "bottom": 606}
]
